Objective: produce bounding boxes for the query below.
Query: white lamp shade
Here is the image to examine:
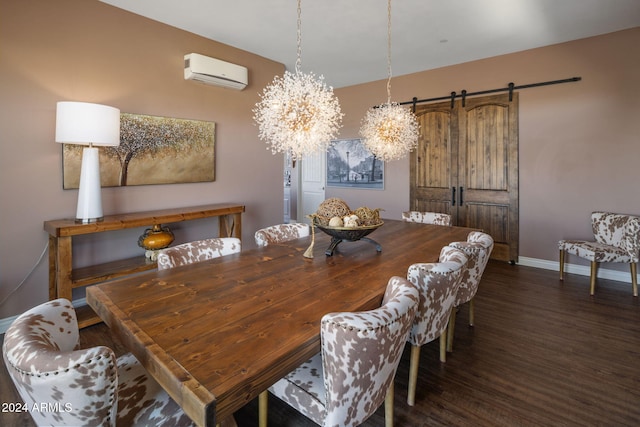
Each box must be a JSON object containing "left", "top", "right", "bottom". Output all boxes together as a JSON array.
[{"left": 56, "top": 101, "right": 120, "bottom": 146}]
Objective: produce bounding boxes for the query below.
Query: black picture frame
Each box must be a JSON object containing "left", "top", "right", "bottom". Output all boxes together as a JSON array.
[{"left": 326, "top": 139, "right": 384, "bottom": 189}]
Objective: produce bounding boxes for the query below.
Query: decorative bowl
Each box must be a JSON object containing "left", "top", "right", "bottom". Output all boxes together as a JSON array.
[
  {"left": 315, "top": 222, "right": 383, "bottom": 241},
  {"left": 313, "top": 220, "right": 384, "bottom": 255}
]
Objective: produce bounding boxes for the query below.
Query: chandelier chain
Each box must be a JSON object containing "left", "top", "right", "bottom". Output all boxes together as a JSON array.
[
  {"left": 253, "top": 0, "right": 343, "bottom": 161},
  {"left": 296, "top": 0, "right": 302, "bottom": 73},
  {"left": 387, "top": 0, "right": 392, "bottom": 103},
  {"left": 358, "top": 0, "right": 419, "bottom": 162}
]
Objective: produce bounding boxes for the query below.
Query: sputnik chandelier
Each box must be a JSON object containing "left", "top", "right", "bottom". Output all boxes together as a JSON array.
[
  {"left": 253, "top": 0, "right": 343, "bottom": 161},
  {"left": 360, "top": 0, "right": 419, "bottom": 161}
]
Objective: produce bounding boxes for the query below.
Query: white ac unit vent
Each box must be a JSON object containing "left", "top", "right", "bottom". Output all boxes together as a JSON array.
[{"left": 184, "top": 53, "right": 248, "bottom": 90}]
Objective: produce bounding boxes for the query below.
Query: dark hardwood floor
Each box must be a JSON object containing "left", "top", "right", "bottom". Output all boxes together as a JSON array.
[{"left": 2, "top": 261, "right": 639, "bottom": 426}]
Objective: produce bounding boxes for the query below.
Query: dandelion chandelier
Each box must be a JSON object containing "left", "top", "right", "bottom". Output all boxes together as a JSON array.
[
  {"left": 360, "top": 0, "right": 419, "bottom": 162},
  {"left": 253, "top": 0, "right": 343, "bottom": 161}
]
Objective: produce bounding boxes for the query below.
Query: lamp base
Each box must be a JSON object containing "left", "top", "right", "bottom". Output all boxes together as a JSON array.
[
  {"left": 76, "top": 146, "right": 104, "bottom": 223},
  {"left": 75, "top": 217, "right": 104, "bottom": 224}
]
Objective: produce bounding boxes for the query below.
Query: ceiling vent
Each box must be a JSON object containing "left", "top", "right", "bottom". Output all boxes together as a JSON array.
[{"left": 184, "top": 53, "right": 248, "bottom": 90}]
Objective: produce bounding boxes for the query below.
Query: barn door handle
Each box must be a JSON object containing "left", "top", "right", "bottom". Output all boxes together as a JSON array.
[
  {"left": 452, "top": 187, "right": 456, "bottom": 206},
  {"left": 459, "top": 186, "right": 464, "bottom": 206}
]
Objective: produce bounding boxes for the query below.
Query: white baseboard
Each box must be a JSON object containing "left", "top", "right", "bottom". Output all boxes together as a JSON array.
[
  {"left": 2, "top": 259, "right": 637, "bottom": 335},
  {"left": 518, "top": 257, "right": 637, "bottom": 286}
]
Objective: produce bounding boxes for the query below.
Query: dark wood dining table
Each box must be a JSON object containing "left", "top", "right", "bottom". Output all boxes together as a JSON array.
[{"left": 87, "top": 219, "right": 475, "bottom": 427}]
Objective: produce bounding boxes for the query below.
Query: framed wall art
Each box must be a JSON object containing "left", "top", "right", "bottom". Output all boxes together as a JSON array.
[
  {"left": 63, "top": 113, "right": 215, "bottom": 188},
  {"left": 326, "top": 138, "right": 384, "bottom": 189}
]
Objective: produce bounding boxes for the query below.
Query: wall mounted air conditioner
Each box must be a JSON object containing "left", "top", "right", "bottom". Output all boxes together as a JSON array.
[{"left": 184, "top": 53, "right": 248, "bottom": 90}]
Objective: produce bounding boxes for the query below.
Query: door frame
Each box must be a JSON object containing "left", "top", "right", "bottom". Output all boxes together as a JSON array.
[{"left": 297, "top": 151, "right": 326, "bottom": 224}]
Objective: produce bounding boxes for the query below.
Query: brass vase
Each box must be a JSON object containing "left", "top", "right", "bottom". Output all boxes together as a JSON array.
[{"left": 138, "top": 224, "right": 174, "bottom": 259}]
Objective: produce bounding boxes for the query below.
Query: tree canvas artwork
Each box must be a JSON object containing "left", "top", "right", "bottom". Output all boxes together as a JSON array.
[
  {"left": 63, "top": 113, "right": 215, "bottom": 188},
  {"left": 327, "top": 138, "right": 384, "bottom": 189}
]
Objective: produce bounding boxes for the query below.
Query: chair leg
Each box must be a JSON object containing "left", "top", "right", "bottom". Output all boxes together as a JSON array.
[
  {"left": 258, "top": 391, "right": 268, "bottom": 427},
  {"left": 439, "top": 334, "right": 447, "bottom": 363},
  {"left": 631, "top": 263, "right": 638, "bottom": 297},
  {"left": 559, "top": 249, "right": 565, "bottom": 280},
  {"left": 385, "top": 382, "right": 394, "bottom": 427},
  {"left": 446, "top": 309, "right": 456, "bottom": 352},
  {"left": 590, "top": 261, "right": 597, "bottom": 295},
  {"left": 469, "top": 298, "right": 475, "bottom": 327},
  {"left": 408, "top": 345, "right": 420, "bottom": 406}
]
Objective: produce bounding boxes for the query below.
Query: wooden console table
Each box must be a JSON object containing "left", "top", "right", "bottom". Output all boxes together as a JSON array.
[{"left": 44, "top": 203, "right": 245, "bottom": 328}]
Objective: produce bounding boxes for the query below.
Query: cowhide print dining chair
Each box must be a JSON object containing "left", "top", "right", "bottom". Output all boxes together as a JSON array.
[
  {"left": 261, "top": 276, "right": 419, "bottom": 427},
  {"left": 156, "top": 237, "right": 241, "bottom": 270},
  {"left": 559, "top": 211, "right": 640, "bottom": 296},
  {"left": 405, "top": 245, "right": 468, "bottom": 406},
  {"left": 446, "top": 231, "right": 494, "bottom": 353},
  {"left": 2, "top": 298, "right": 195, "bottom": 427},
  {"left": 401, "top": 211, "right": 452, "bottom": 226},
  {"left": 254, "top": 223, "right": 310, "bottom": 247}
]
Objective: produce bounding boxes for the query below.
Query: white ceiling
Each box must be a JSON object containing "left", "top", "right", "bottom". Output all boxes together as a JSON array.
[{"left": 100, "top": 0, "right": 640, "bottom": 88}]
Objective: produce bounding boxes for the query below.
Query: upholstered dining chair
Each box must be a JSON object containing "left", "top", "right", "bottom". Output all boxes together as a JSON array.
[
  {"left": 401, "top": 211, "right": 452, "bottom": 226},
  {"left": 261, "top": 276, "right": 419, "bottom": 427},
  {"left": 559, "top": 212, "right": 640, "bottom": 296},
  {"left": 156, "top": 236, "right": 241, "bottom": 270},
  {"left": 2, "top": 298, "right": 195, "bottom": 427},
  {"left": 446, "top": 231, "right": 494, "bottom": 353},
  {"left": 405, "top": 245, "right": 468, "bottom": 406},
  {"left": 254, "top": 223, "right": 310, "bottom": 247}
]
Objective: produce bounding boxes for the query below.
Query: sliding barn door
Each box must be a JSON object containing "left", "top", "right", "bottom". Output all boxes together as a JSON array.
[
  {"left": 410, "top": 102, "right": 458, "bottom": 214},
  {"left": 410, "top": 93, "right": 519, "bottom": 262}
]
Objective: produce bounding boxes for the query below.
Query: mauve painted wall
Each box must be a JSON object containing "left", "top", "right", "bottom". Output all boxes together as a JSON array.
[
  {"left": 0, "top": 0, "right": 286, "bottom": 318},
  {"left": 1, "top": 0, "right": 638, "bottom": 319},
  {"left": 330, "top": 27, "right": 640, "bottom": 266}
]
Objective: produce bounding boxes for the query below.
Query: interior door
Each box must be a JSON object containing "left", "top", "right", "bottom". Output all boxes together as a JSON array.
[
  {"left": 458, "top": 93, "right": 519, "bottom": 263},
  {"left": 299, "top": 151, "right": 326, "bottom": 224},
  {"left": 410, "top": 93, "right": 519, "bottom": 263},
  {"left": 410, "top": 102, "right": 458, "bottom": 214}
]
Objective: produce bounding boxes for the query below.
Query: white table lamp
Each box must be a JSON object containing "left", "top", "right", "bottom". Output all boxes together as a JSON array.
[{"left": 55, "top": 101, "right": 120, "bottom": 223}]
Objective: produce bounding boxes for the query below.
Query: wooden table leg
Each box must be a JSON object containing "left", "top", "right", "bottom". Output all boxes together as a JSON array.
[
  {"left": 48, "top": 235, "right": 57, "bottom": 300},
  {"left": 56, "top": 236, "right": 73, "bottom": 301},
  {"left": 219, "top": 213, "right": 242, "bottom": 240}
]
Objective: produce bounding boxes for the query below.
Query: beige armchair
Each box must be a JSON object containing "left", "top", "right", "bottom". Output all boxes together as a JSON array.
[
  {"left": 254, "top": 223, "right": 310, "bottom": 247},
  {"left": 401, "top": 211, "right": 452, "bottom": 226},
  {"left": 405, "top": 245, "right": 468, "bottom": 406},
  {"left": 446, "top": 231, "right": 494, "bottom": 352},
  {"left": 559, "top": 211, "right": 640, "bottom": 296},
  {"left": 263, "top": 276, "right": 419, "bottom": 427},
  {"left": 157, "top": 237, "right": 241, "bottom": 270},
  {"left": 3, "top": 299, "right": 194, "bottom": 427}
]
